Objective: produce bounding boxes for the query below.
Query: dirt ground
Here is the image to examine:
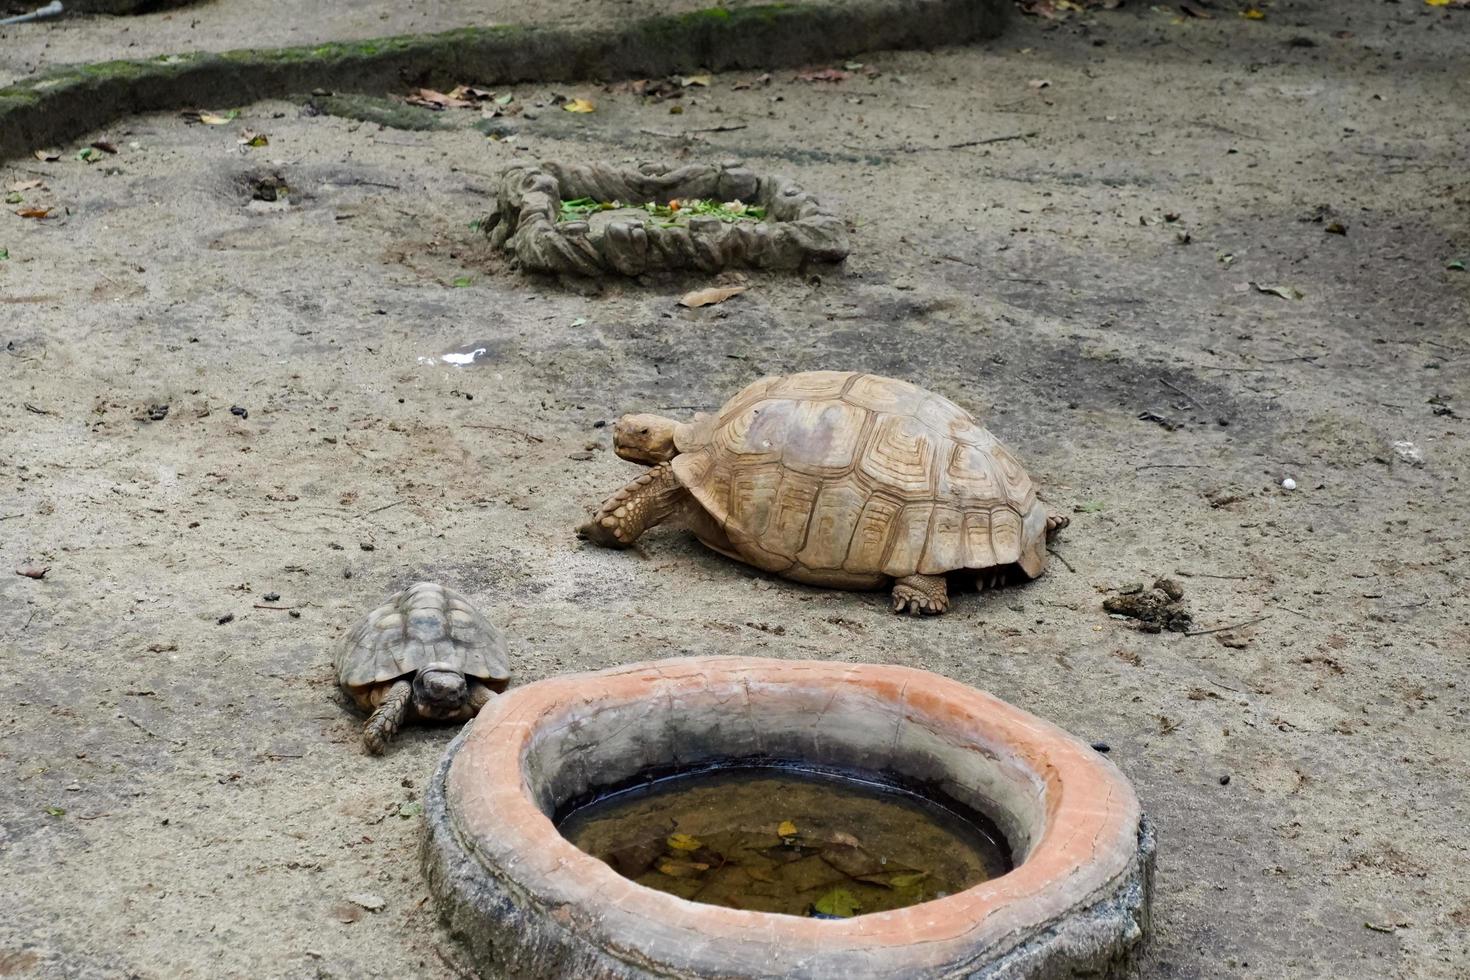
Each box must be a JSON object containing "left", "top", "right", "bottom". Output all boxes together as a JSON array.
[{"left": 2, "top": 1, "right": 1468, "bottom": 977}]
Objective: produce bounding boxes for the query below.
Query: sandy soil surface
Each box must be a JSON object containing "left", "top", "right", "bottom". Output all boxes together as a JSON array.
[{"left": 2, "top": 1, "right": 1468, "bottom": 978}]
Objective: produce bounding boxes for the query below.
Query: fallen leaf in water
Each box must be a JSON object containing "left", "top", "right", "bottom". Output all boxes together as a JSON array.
[
  {"left": 888, "top": 871, "right": 930, "bottom": 888},
  {"left": 679, "top": 285, "right": 748, "bottom": 308},
  {"left": 667, "top": 833, "right": 703, "bottom": 851},
  {"left": 33, "top": 149, "right": 61, "bottom": 162},
  {"left": 812, "top": 887, "right": 861, "bottom": 918},
  {"left": 15, "top": 207, "right": 52, "bottom": 219},
  {"left": 238, "top": 130, "right": 269, "bottom": 147},
  {"left": 1251, "top": 282, "right": 1302, "bottom": 300},
  {"left": 563, "top": 98, "right": 596, "bottom": 113},
  {"left": 746, "top": 865, "right": 777, "bottom": 883},
  {"left": 777, "top": 819, "right": 798, "bottom": 838},
  {"left": 7, "top": 179, "right": 43, "bottom": 193},
  {"left": 16, "top": 564, "right": 49, "bottom": 579},
  {"left": 656, "top": 859, "right": 708, "bottom": 878}
]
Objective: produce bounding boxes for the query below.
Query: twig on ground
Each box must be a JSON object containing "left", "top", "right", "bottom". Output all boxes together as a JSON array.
[
  {"left": 1186, "top": 615, "right": 1268, "bottom": 637},
  {"left": 1046, "top": 548, "right": 1076, "bottom": 573}
]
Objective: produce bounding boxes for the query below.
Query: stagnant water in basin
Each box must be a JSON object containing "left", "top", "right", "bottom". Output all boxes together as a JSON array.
[{"left": 556, "top": 765, "right": 1011, "bottom": 918}]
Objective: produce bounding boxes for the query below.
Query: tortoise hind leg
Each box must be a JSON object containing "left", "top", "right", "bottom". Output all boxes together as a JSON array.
[
  {"left": 578, "top": 462, "right": 688, "bottom": 548},
  {"left": 892, "top": 574, "right": 949, "bottom": 616},
  {"left": 363, "top": 679, "right": 412, "bottom": 755},
  {"left": 1045, "top": 511, "right": 1070, "bottom": 539}
]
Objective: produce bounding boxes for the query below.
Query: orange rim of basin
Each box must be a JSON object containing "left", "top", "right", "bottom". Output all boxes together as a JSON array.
[{"left": 436, "top": 656, "right": 1149, "bottom": 976}]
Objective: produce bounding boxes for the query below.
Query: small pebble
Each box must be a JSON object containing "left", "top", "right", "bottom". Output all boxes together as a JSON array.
[
  {"left": 288, "top": 609, "right": 301, "bottom": 619},
  {"left": 1219, "top": 774, "right": 1231, "bottom": 786},
  {"left": 1091, "top": 741, "right": 1111, "bottom": 753},
  {"left": 217, "top": 613, "right": 234, "bottom": 625},
  {"left": 263, "top": 592, "right": 280, "bottom": 602},
  {"left": 229, "top": 405, "right": 249, "bottom": 419},
  {"left": 65, "top": 783, "right": 81, "bottom": 792},
  {"left": 1281, "top": 477, "right": 1297, "bottom": 491}
]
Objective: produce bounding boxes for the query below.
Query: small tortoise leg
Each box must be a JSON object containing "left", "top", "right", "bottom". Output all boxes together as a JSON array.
[
  {"left": 363, "top": 679, "right": 412, "bottom": 755},
  {"left": 892, "top": 574, "right": 950, "bottom": 616},
  {"left": 578, "top": 462, "right": 688, "bottom": 549},
  {"left": 1046, "top": 511, "right": 1070, "bottom": 540},
  {"left": 466, "top": 680, "right": 497, "bottom": 714}
]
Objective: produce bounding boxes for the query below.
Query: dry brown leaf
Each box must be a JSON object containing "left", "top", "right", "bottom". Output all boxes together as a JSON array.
[
  {"left": 6, "top": 179, "right": 44, "bottom": 192},
  {"left": 405, "top": 88, "right": 477, "bottom": 110},
  {"left": 1028, "top": 78, "right": 1053, "bottom": 89},
  {"left": 562, "top": 97, "right": 596, "bottom": 113},
  {"left": 15, "top": 207, "right": 52, "bottom": 219},
  {"left": 678, "top": 285, "right": 747, "bottom": 308},
  {"left": 796, "top": 68, "right": 850, "bottom": 83},
  {"left": 15, "top": 564, "right": 49, "bottom": 579},
  {"left": 32, "top": 149, "right": 61, "bottom": 162}
]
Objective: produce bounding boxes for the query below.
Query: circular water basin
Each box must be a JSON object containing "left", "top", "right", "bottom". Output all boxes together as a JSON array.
[{"left": 422, "top": 657, "right": 1153, "bottom": 978}]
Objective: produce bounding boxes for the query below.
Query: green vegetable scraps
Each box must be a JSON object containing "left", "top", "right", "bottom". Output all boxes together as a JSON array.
[{"left": 556, "top": 197, "right": 768, "bottom": 227}]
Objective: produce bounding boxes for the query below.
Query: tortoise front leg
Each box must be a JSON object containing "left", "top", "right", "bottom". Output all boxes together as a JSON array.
[
  {"left": 467, "top": 680, "right": 497, "bottom": 714},
  {"left": 892, "top": 574, "right": 949, "bottom": 616},
  {"left": 578, "top": 462, "right": 688, "bottom": 548},
  {"left": 363, "top": 679, "right": 412, "bottom": 755}
]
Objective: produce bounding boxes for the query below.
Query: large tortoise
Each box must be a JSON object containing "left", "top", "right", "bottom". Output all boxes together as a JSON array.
[
  {"left": 578, "top": 371, "right": 1067, "bottom": 615},
  {"left": 336, "top": 582, "right": 509, "bottom": 753}
]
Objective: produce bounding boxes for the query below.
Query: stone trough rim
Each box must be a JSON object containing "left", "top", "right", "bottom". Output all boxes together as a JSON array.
[{"left": 424, "top": 655, "right": 1151, "bottom": 978}]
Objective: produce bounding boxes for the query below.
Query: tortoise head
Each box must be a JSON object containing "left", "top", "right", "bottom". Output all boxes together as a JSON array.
[
  {"left": 412, "top": 662, "right": 467, "bottom": 717},
  {"left": 612, "top": 414, "right": 679, "bottom": 464}
]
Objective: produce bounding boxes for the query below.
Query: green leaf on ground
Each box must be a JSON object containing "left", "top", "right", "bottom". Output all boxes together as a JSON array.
[
  {"left": 398, "top": 801, "right": 422, "bottom": 818},
  {"left": 451, "top": 276, "right": 473, "bottom": 287}
]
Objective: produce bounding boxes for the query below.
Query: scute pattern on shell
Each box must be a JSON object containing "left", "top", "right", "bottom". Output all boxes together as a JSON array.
[
  {"left": 672, "top": 372, "right": 1048, "bottom": 581},
  {"left": 336, "top": 582, "right": 509, "bottom": 692}
]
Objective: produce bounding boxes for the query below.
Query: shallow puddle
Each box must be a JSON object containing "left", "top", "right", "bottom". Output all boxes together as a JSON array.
[{"left": 556, "top": 765, "right": 1011, "bottom": 918}]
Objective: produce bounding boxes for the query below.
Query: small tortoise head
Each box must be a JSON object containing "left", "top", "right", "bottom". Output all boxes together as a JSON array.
[
  {"left": 612, "top": 414, "right": 679, "bottom": 464},
  {"left": 412, "top": 662, "right": 468, "bottom": 718}
]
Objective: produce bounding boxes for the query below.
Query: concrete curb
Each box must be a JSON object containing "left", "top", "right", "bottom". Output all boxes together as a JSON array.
[{"left": 0, "top": 0, "right": 1008, "bottom": 161}]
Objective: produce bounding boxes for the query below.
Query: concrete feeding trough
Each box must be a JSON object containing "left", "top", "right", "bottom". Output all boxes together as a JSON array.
[
  {"left": 422, "top": 657, "right": 1153, "bottom": 979},
  {"left": 483, "top": 161, "right": 849, "bottom": 276}
]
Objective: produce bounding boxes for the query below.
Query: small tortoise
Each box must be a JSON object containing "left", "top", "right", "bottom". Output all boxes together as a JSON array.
[
  {"left": 336, "top": 582, "right": 509, "bottom": 754},
  {"left": 579, "top": 371, "right": 1067, "bottom": 615}
]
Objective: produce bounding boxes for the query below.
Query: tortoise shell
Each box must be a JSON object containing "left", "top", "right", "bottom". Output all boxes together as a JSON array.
[
  {"left": 670, "top": 371, "right": 1049, "bottom": 586},
  {"left": 335, "top": 582, "right": 509, "bottom": 710}
]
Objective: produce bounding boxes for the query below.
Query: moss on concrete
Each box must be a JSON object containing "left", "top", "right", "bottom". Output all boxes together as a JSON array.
[{"left": 0, "top": 0, "right": 1008, "bottom": 160}]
